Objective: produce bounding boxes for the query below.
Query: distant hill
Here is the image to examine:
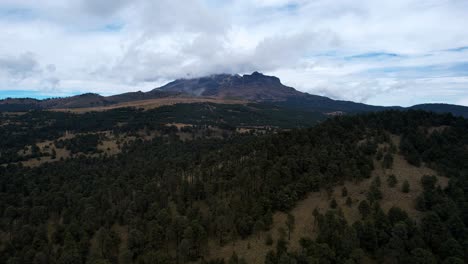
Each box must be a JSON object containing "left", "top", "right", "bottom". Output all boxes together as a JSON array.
[
  {"left": 0, "top": 90, "right": 180, "bottom": 111},
  {"left": 1, "top": 71, "right": 468, "bottom": 117},
  {"left": 409, "top": 103, "right": 468, "bottom": 117}
]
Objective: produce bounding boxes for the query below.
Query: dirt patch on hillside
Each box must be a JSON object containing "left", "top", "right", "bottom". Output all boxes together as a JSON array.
[
  {"left": 15, "top": 131, "right": 119, "bottom": 167},
  {"left": 51, "top": 97, "right": 247, "bottom": 113},
  {"left": 427, "top": 125, "right": 451, "bottom": 135},
  {"left": 166, "top": 123, "right": 193, "bottom": 129}
]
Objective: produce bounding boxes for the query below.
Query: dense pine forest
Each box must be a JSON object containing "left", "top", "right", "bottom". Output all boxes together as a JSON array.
[{"left": 1, "top": 107, "right": 468, "bottom": 264}]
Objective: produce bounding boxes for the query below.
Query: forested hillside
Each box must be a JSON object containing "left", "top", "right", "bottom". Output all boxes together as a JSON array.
[
  {"left": 1, "top": 110, "right": 467, "bottom": 264},
  {"left": 0, "top": 103, "right": 323, "bottom": 165}
]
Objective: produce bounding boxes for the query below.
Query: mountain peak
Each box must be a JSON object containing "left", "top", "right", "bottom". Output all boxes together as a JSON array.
[
  {"left": 78, "top": 93, "right": 102, "bottom": 98},
  {"left": 156, "top": 71, "right": 293, "bottom": 100},
  {"left": 242, "top": 71, "right": 281, "bottom": 85}
]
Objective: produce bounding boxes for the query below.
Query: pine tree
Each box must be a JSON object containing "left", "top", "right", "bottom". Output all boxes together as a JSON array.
[
  {"left": 402, "top": 180, "right": 410, "bottom": 193},
  {"left": 387, "top": 174, "right": 398, "bottom": 187},
  {"left": 358, "top": 200, "right": 371, "bottom": 219},
  {"left": 286, "top": 214, "right": 295, "bottom": 240},
  {"left": 342, "top": 187, "right": 348, "bottom": 197}
]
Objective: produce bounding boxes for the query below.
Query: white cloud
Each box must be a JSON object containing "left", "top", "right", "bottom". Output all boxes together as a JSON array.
[
  {"left": 0, "top": 0, "right": 467, "bottom": 106},
  {"left": 0, "top": 52, "right": 39, "bottom": 79},
  {"left": 457, "top": 97, "right": 468, "bottom": 107}
]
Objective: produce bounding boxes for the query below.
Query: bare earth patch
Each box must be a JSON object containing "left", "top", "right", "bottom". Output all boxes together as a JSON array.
[{"left": 50, "top": 97, "right": 247, "bottom": 113}]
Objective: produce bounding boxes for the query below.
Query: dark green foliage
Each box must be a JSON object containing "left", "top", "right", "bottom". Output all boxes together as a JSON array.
[
  {"left": 421, "top": 175, "right": 438, "bottom": 191},
  {"left": 0, "top": 103, "right": 324, "bottom": 164},
  {"left": 400, "top": 135, "right": 422, "bottom": 167},
  {"left": 358, "top": 200, "right": 371, "bottom": 219},
  {"left": 382, "top": 153, "right": 394, "bottom": 169},
  {"left": 411, "top": 248, "right": 437, "bottom": 264},
  {"left": 0, "top": 112, "right": 375, "bottom": 263},
  {"left": 55, "top": 134, "right": 102, "bottom": 154},
  {"left": 440, "top": 238, "right": 464, "bottom": 260},
  {"left": 387, "top": 174, "right": 398, "bottom": 187},
  {"left": 1, "top": 110, "right": 468, "bottom": 264},
  {"left": 254, "top": 220, "right": 265, "bottom": 236},
  {"left": 376, "top": 149, "right": 383, "bottom": 160},
  {"left": 421, "top": 212, "right": 447, "bottom": 250},
  {"left": 228, "top": 252, "right": 246, "bottom": 264},
  {"left": 367, "top": 177, "right": 383, "bottom": 203},
  {"left": 387, "top": 207, "right": 408, "bottom": 225},
  {"left": 265, "top": 233, "right": 273, "bottom": 245},
  {"left": 267, "top": 110, "right": 468, "bottom": 263},
  {"left": 341, "top": 187, "right": 348, "bottom": 197},
  {"left": 443, "top": 257, "right": 465, "bottom": 264},
  {"left": 402, "top": 180, "right": 410, "bottom": 193}
]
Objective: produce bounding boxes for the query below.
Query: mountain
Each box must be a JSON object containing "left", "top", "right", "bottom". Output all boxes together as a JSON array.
[
  {"left": 155, "top": 72, "right": 387, "bottom": 114},
  {"left": 0, "top": 90, "right": 180, "bottom": 111},
  {"left": 1, "top": 71, "right": 468, "bottom": 117},
  {"left": 157, "top": 72, "right": 299, "bottom": 101},
  {"left": 158, "top": 72, "right": 468, "bottom": 116}
]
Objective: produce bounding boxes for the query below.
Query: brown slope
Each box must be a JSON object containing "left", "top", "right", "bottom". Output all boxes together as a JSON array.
[{"left": 50, "top": 97, "right": 247, "bottom": 113}]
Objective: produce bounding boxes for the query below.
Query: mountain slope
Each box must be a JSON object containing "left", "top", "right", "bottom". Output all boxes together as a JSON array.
[
  {"left": 0, "top": 90, "right": 180, "bottom": 111},
  {"left": 157, "top": 72, "right": 468, "bottom": 116},
  {"left": 157, "top": 72, "right": 390, "bottom": 114},
  {"left": 1, "top": 71, "right": 468, "bottom": 117},
  {"left": 410, "top": 103, "right": 468, "bottom": 117}
]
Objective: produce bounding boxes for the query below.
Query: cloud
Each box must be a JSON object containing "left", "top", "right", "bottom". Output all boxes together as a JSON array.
[
  {"left": 443, "top": 46, "right": 468, "bottom": 53},
  {"left": 0, "top": 51, "right": 62, "bottom": 94},
  {"left": 0, "top": 0, "right": 467, "bottom": 105},
  {"left": 80, "top": 0, "right": 130, "bottom": 16},
  {"left": 457, "top": 97, "right": 468, "bottom": 107},
  {"left": 346, "top": 52, "right": 401, "bottom": 60},
  {"left": 252, "top": 30, "right": 340, "bottom": 69},
  {"left": 0, "top": 52, "right": 39, "bottom": 79}
]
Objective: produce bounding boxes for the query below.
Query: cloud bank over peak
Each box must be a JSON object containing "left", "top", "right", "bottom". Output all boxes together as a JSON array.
[{"left": 0, "top": 0, "right": 467, "bottom": 106}]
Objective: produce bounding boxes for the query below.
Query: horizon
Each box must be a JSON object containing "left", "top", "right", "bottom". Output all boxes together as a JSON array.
[
  {"left": 0, "top": 1, "right": 468, "bottom": 106},
  {"left": 0, "top": 71, "right": 462, "bottom": 108}
]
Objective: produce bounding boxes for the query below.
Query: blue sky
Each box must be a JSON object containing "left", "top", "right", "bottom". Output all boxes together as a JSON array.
[
  {"left": 0, "top": 90, "right": 52, "bottom": 99},
  {"left": 0, "top": 0, "right": 468, "bottom": 106}
]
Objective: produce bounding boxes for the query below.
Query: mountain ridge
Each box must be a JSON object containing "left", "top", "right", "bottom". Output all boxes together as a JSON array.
[{"left": 1, "top": 72, "right": 467, "bottom": 117}]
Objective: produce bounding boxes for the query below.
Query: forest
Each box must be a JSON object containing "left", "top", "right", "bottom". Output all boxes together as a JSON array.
[
  {"left": 0, "top": 109, "right": 467, "bottom": 264},
  {"left": 0, "top": 102, "right": 323, "bottom": 164}
]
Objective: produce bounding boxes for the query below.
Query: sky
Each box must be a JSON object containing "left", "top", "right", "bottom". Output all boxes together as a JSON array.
[{"left": 0, "top": 0, "right": 468, "bottom": 106}]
